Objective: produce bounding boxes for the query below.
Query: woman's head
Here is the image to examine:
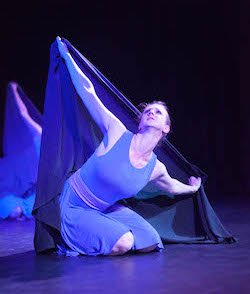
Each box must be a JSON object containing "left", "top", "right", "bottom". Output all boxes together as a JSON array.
[{"left": 137, "top": 101, "right": 171, "bottom": 138}]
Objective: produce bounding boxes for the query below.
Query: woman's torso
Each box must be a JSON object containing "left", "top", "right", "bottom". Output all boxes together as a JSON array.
[{"left": 78, "top": 129, "right": 157, "bottom": 205}]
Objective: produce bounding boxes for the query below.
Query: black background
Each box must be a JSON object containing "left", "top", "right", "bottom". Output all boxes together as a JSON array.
[{"left": 0, "top": 1, "right": 246, "bottom": 199}]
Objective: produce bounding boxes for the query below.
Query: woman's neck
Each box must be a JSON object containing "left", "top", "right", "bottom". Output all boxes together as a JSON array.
[{"left": 131, "top": 128, "right": 162, "bottom": 159}]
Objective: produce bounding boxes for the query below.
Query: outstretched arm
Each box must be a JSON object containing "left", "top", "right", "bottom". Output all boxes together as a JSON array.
[
  {"left": 56, "top": 36, "right": 125, "bottom": 134},
  {"left": 151, "top": 161, "right": 201, "bottom": 195}
]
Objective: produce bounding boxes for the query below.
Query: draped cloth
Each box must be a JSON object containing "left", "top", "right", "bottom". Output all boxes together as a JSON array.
[
  {"left": 33, "top": 38, "right": 236, "bottom": 253},
  {"left": 0, "top": 82, "right": 42, "bottom": 218}
]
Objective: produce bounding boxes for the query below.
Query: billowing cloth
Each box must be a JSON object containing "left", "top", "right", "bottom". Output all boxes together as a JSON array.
[
  {"left": 33, "top": 38, "right": 236, "bottom": 254},
  {"left": 0, "top": 82, "right": 42, "bottom": 218}
]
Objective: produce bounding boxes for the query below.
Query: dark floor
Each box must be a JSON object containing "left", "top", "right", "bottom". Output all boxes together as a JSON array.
[{"left": 0, "top": 197, "right": 250, "bottom": 294}]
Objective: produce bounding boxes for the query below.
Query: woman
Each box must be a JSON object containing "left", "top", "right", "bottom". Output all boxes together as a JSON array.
[
  {"left": 56, "top": 37, "right": 201, "bottom": 256},
  {"left": 0, "top": 82, "right": 42, "bottom": 219}
]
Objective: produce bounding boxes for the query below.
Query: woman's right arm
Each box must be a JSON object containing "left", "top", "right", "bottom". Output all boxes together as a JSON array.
[
  {"left": 151, "top": 160, "right": 201, "bottom": 195},
  {"left": 56, "top": 37, "right": 125, "bottom": 135}
]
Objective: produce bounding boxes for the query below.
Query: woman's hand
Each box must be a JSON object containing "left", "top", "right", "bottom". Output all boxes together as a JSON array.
[
  {"left": 188, "top": 176, "right": 201, "bottom": 193},
  {"left": 56, "top": 36, "right": 70, "bottom": 58}
]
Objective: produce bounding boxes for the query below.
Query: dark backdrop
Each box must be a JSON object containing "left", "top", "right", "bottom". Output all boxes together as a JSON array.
[{"left": 0, "top": 1, "right": 246, "bottom": 198}]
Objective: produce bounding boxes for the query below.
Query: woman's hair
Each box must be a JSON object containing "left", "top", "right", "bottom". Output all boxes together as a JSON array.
[{"left": 137, "top": 100, "right": 171, "bottom": 127}]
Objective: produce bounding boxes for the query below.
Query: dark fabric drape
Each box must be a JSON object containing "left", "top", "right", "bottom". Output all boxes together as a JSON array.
[{"left": 33, "top": 38, "right": 236, "bottom": 253}]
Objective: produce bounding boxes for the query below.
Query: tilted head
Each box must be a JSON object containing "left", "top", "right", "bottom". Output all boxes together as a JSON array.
[{"left": 137, "top": 101, "right": 171, "bottom": 138}]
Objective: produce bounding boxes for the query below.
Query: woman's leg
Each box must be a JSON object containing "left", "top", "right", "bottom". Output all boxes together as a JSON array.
[
  {"left": 105, "top": 203, "right": 164, "bottom": 253},
  {"left": 107, "top": 231, "right": 134, "bottom": 256},
  {"left": 60, "top": 186, "right": 134, "bottom": 256},
  {"left": 135, "top": 244, "right": 158, "bottom": 253}
]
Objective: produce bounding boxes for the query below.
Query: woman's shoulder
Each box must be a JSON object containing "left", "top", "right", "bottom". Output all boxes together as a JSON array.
[
  {"left": 96, "top": 126, "right": 129, "bottom": 156},
  {"left": 107, "top": 121, "right": 127, "bottom": 136}
]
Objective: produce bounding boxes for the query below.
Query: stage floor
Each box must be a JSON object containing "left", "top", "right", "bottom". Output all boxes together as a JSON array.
[{"left": 0, "top": 197, "right": 249, "bottom": 294}]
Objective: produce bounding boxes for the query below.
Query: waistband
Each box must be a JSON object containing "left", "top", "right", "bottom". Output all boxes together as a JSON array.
[{"left": 68, "top": 169, "right": 110, "bottom": 211}]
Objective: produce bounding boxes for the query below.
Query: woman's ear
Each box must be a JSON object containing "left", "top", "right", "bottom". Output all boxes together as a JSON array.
[
  {"left": 138, "top": 121, "right": 142, "bottom": 131},
  {"left": 163, "top": 125, "right": 170, "bottom": 134}
]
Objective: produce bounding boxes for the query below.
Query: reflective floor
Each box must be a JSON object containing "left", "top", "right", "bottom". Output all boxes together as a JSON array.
[{"left": 0, "top": 197, "right": 249, "bottom": 294}]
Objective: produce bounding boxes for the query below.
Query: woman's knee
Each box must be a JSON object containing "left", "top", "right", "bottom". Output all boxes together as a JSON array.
[{"left": 109, "top": 231, "right": 134, "bottom": 256}]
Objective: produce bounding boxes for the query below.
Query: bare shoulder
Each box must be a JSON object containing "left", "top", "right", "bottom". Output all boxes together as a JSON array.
[
  {"left": 149, "top": 159, "right": 167, "bottom": 182},
  {"left": 96, "top": 119, "right": 127, "bottom": 156},
  {"left": 107, "top": 120, "right": 127, "bottom": 145}
]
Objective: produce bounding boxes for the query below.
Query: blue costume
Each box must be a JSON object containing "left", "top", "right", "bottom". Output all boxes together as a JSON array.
[{"left": 58, "top": 130, "right": 163, "bottom": 256}]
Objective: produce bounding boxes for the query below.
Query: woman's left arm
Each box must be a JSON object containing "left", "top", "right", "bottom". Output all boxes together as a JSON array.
[{"left": 151, "top": 161, "right": 201, "bottom": 195}]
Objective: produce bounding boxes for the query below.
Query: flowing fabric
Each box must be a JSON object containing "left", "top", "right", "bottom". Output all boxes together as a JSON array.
[
  {"left": 33, "top": 38, "right": 236, "bottom": 253},
  {"left": 0, "top": 82, "right": 42, "bottom": 218}
]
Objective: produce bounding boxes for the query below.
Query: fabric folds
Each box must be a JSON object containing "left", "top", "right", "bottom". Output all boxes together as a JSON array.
[{"left": 33, "top": 38, "right": 236, "bottom": 253}]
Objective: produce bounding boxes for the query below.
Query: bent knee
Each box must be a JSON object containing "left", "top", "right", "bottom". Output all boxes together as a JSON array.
[{"left": 109, "top": 232, "right": 134, "bottom": 256}]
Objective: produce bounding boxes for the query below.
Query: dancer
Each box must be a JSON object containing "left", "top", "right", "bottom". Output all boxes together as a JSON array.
[
  {"left": 33, "top": 37, "right": 235, "bottom": 255},
  {"left": 0, "top": 82, "right": 42, "bottom": 219},
  {"left": 55, "top": 37, "right": 201, "bottom": 256}
]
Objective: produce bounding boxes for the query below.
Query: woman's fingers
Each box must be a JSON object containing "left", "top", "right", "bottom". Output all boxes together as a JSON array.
[
  {"left": 56, "top": 36, "right": 70, "bottom": 57},
  {"left": 188, "top": 176, "right": 201, "bottom": 194},
  {"left": 189, "top": 176, "right": 201, "bottom": 187},
  {"left": 197, "top": 177, "right": 201, "bottom": 188},
  {"left": 56, "top": 36, "right": 62, "bottom": 46},
  {"left": 188, "top": 176, "right": 195, "bottom": 185}
]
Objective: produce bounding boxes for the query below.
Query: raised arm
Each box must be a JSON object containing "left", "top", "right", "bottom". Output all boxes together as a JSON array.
[
  {"left": 151, "top": 160, "right": 201, "bottom": 195},
  {"left": 56, "top": 37, "right": 125, "bottom": 135}
]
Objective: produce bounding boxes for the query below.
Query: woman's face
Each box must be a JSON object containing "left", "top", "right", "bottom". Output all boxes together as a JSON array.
[{"left": 138, "top": 103, "right": 170, "bottom": 135}]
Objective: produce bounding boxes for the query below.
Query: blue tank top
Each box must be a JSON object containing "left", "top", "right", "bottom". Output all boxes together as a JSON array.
[{"left": 79, "top": 129, "right": 157, "bottom": 205}]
